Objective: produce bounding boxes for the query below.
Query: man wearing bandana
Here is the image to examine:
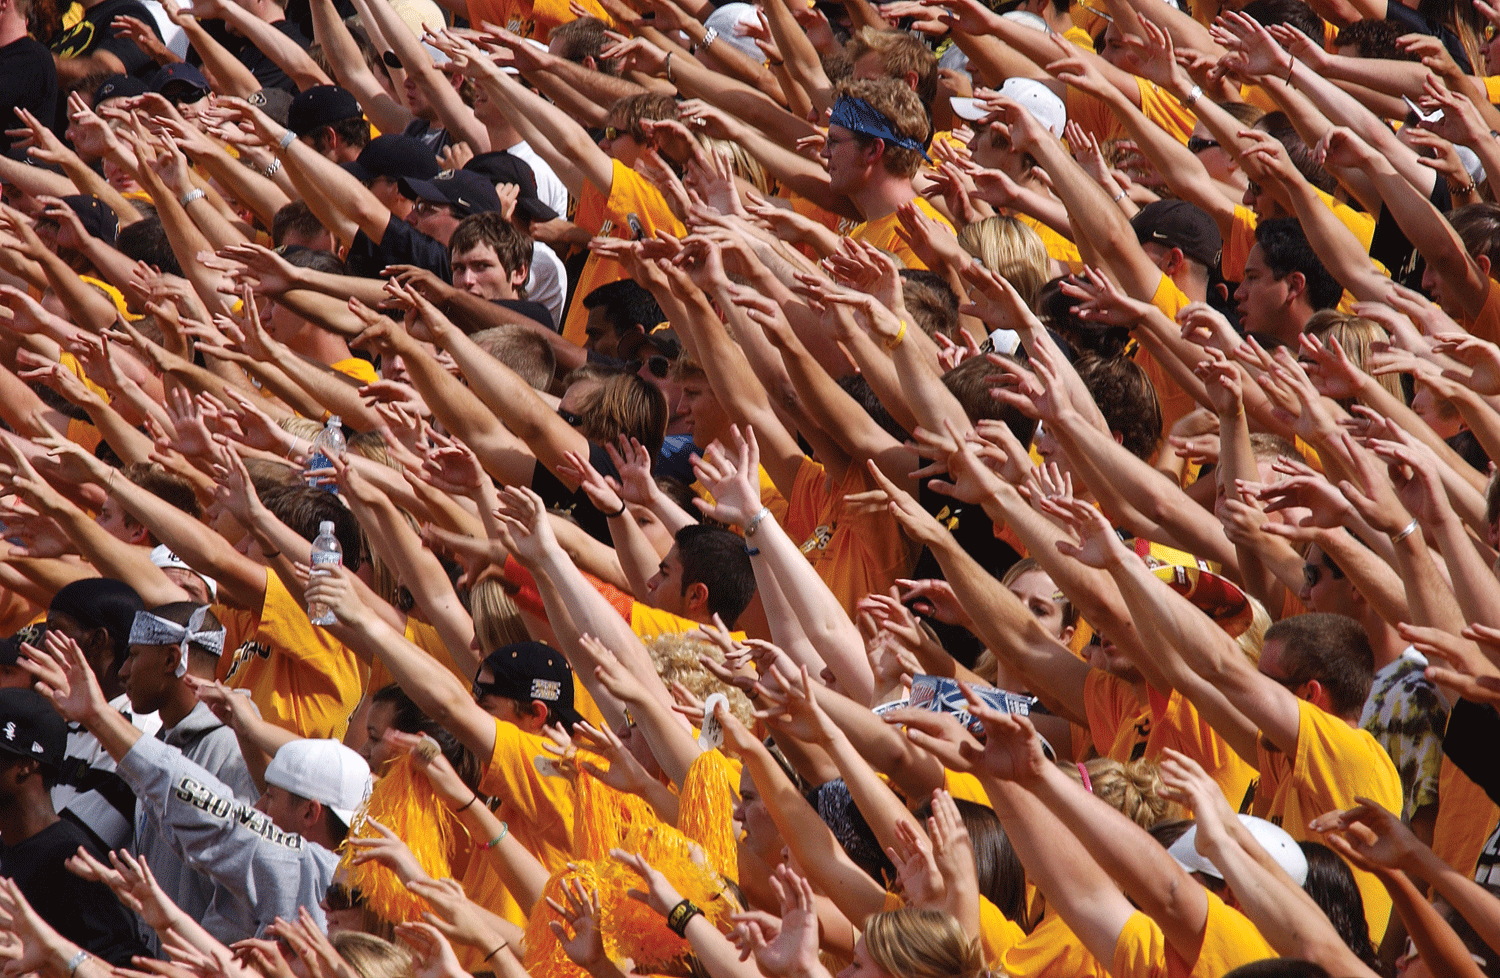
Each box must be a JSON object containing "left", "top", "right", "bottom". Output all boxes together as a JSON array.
[
  {"left": 120, "top": 602, "right": 259, "bottom": 943},
  {"left": 823, "top": 77, "right": 953, "bottom": 270}
]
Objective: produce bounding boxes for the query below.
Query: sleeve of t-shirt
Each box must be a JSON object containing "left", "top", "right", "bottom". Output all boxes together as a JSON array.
[
  {"left": 1443, "top": 699, "right": 1500, "bottom": 806},
  {"left": 96, "top": 8, "right": 156, "bottom": 74},
  {"left": 377, "top": 215, "right": 452, "bottom": 280}
]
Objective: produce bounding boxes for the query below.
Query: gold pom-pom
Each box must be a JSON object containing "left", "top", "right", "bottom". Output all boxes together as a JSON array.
[
  {"left": 676, "top": 750, "right": 739, "bottom": 882},
  {"left": 526, "top": 772, "right": 737, "bottom": 977},
  {"left": 338, "top": 755, "right": 458, "bottom": 925}
]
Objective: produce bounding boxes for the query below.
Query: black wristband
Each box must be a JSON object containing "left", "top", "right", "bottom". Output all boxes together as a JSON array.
[
  {"left": 602, "top": 499, "right": 628, "bottom": 518},
  {"left": 666, "top": 898, "right": 703, "bottom": 937}
]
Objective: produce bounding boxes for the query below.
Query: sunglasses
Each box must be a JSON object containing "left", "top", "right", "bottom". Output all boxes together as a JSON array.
[
  {"left": 629, "top": 354, "right": 671, "bottom": 379},
  {"left": 1301, "top": 561, "right": 1342, "bottom": 590},
  {"left": 322, "top": 883, "right": 364, "bottom": 912},
  {"left": 1186, "top": 136, "right": 1219, "bottom": 154},
  {"left": 556, "top": 407, "right": 584, "bottom": 427},
  {"left": 603, "top": 126, "right": 622, "bottom": 141}
]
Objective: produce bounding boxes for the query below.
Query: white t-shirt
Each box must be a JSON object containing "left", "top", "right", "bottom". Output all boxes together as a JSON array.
[{"left": 526, "top": 241, "right": 566, "bottom": 329}]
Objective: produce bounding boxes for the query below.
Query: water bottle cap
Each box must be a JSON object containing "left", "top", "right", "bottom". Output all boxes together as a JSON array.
[
  {"left": 319, "top": 521, "right": 335, "bottom": 534},
  {"left": 327, "top": 416, "right": 341, "bottom": 427}
]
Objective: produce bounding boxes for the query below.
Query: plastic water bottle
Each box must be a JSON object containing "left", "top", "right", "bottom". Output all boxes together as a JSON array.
[
  {"left": 306, "top": 416, "right": 346, "bottom": 491},
  {"left": 308, "top": 520, "right": 342, "bottom": 625}
]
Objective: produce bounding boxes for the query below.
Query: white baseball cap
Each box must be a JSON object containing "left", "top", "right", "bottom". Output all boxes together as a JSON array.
[
  {"left": 264, "top": 739, "right": 372, "bottom": 827},
  {"left": 950, "top": 79, "right": 1067, "bottom": 137},
  {"left": 999, "top": 77, "right": 1066, "bottom": 137},
  {"left": 150, "top": 545, "right": 217, "bottom": 599},
  {"left": 704, "top": 3, "right": 767, "bottom": 63},
  {"left": 1167, "top": 815, "right": 1308, "bottom": 886}
]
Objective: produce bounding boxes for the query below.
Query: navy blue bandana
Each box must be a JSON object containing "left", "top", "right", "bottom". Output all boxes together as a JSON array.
[{"left": 829, "top": 96, "right": 930, "bottom": 161}]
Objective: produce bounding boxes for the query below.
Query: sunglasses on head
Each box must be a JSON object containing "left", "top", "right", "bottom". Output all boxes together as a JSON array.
[{"left": 556, "top": 407, "right": 584, "bottom": 427}]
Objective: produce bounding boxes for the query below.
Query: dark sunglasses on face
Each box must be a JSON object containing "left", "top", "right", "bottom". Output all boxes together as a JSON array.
[
  {"left": 1302, "top": 562, "right": 1340, "bottom": 589},
  {"left": 628, "top": 354, "right": 671, "bottom": 379},
  {"left": 1187, "top": 135, "right": 1219, "bottom": 154},
  {"left": 322, "top": 883, "right": 364, "bottom": 912}
]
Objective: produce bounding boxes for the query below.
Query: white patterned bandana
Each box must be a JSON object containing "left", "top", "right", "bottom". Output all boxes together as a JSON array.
[{"left": 128, "top": 606, "right": 226, "bottom": 677}]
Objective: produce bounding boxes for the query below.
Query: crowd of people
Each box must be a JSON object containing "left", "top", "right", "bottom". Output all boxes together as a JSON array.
[{"left": 4, "top": 0, "right": 1500, "bottom": 972}]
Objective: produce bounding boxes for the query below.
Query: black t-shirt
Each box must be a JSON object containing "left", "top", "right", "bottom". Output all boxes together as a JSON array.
[
  {"left": 228, "top": 18, "right": 310, "bottom": 94},
  {"left": 0, "top": 37, "right": 57, "bottom": 158},
  {"left": 531, "top": 442, "right": 618, "bottom": 544},
  {"left": 346, "top": 214, "right": 451, "bottom": 281},
  {"left": 492, "top": 297, "right": 555, "bottom": 329},
  {"left": 1384, "top": 1, "right": 1473, "bottom": 73},
  {"left": 403, "top": 116, "right": 451, "bottom": 155},
  {"left": 907, "top": 470, "right": 1018, "bottom": 667},
  {"left": 52, "top": 0, "right": 159, "bottom": 76},
  {"left": 1370, "top": 176, "right": 1450, "bottom": 292},
  {"left": 0, "top": 819, "right": 150, "bottom": 965}
]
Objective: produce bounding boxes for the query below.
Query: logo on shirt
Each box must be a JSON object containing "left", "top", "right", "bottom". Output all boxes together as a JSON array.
[
  {"left": 225, "top": 639, "right": 273, "bottom": 682},
  {"left": 799, "top": 524, "right": 834, "bottom": 554},
  {"left": 53, "top": 19, "right": 96, "bottom": 60}
]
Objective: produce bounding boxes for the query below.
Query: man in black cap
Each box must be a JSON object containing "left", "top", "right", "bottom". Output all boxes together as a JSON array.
[
  {"left": 463, "top": 150, "right": 566, "bottom": 324},
  {"left": 0, "top": 0, "right": 56, "bottom": 159},
  {"left": 338, "top": 133, "right": 440, "bottom": 275},
  {"left": 149, "top": 62, "right": 210, "bottom": 119},
  {"left": 1130, "top": 199, "right": 1224, "bottom": 309},
  {"left": 398, "top": 169, "right": 504, "bottom": 247},
  {"left": 0, "top": 688, "right": 150, "bottom": 965},
  {"left": 287, "top": 84, "right": 369, "bottom": 163},
  {"left": 90, "top": 74, "right": 149, "bottom": 110}
]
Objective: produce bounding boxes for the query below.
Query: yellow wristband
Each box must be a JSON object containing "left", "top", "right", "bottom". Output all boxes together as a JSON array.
[{"left": 883, "top": 320, "right": 908, "bottom": 351}]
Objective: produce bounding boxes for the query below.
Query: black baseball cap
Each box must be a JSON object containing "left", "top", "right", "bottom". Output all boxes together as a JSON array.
[
  {"left": 0, "top": 688, "right": 66, "bottom": 769},
  {"left": 248, "top": 88, "right": 294, "bottom": 127},
  {"left": 477, "top": 641, "right": 583, "bottom": 729},
  {"left": 0, "top": 623, "right": 45, "bottom": 668},
  {"left": 398, "top": 168, "right": 502, "bottom": 217},
  {"left": 464, "top": 151, "right": 558, "bottom": 224},
  {"left": 342, "top": 134, "right": 441, "bottom": 185},
  {"left": 288, "top": 85, "right": 363, "bottom": 137},
  {"left": 1131, "top": 199, "right": 1222, "bottom": 271},
  {"left": 149, "top": 62, "right": 210, "bottom": 101},
  {"left": 62, "top": 195, "right": 119, "bottom": 246},
  {"left": 93, "top": 75, "right": 150, "bottom": 107}
]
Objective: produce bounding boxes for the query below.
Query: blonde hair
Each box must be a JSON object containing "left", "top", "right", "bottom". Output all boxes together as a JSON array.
[
  {"left": 958, "top": 216, "right": 1050, "bottom": 311},
  {"left": 700, "top": 136, "right": 772, "bottom": 198},
  {"left": 1236, "top": 595, "right": 1271, "bottom": 666},
  {"left": 1082, "top": 757, "right": 1181, "bottom": 829},
  {"left": 644, "top": 633, "right": 755, "bottom": 727},
  {"left": 861, "top": 908, "right": 985, "bottom": 978},
  {"left": 1304, "top": 310, "right": 1402, "bottom": 404},
  {"left": 330, "top": 932, "right": 410, "bottom": 978},
  {"left": 562, "top": 366, "right": 669, "bottom": 461},
  {"left": 279, "top": 416, "right": 324, "bottom": 441},
  {"left": 470, "top": 579, "right": 530, "bottom": 655}
]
